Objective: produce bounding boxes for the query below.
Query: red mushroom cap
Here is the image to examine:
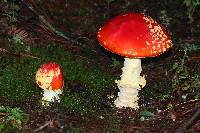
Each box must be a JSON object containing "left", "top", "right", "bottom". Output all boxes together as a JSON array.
[
  {"left": 36, "top": 62, "right": 64, "bottom": 92},
  {"left": 97, "top": 13, "right": 172, "bottom": 58}
]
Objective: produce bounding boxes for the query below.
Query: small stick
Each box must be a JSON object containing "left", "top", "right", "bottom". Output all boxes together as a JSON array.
[
  {"left": 157, "top": 99, "right": 200, "bottom": 114},
  {"left": 33, "top": 120, "right": 51, "bottom": 132},
  {"left": 33, "top": 115, "right": 56, "bottom": 132},
  {"left": 0, "top": 48, "right": 7, "bottom": 52},
  {"left": 19, "top": 52, "right": 40, "bottom": 59},
  {"left": 19, "top": 0, "right": 98, "bottom": 55},
  {"left": 191, "top": 56, "right": 200, "bottom": 61},
  {"left": 175, "top": 108, "right": 200, "bottom": 133},
  {"left": 0, "top": 47, "right": 40, "bottom": 59},
  {"left": 0, "top": 112, "right": 7, "bottom": 116}
]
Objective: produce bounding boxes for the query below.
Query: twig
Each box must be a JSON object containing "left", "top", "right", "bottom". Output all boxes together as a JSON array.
[
  {"left": 33, "top": 115, "right": 56, "bottom": 132},
  {"left": 33, "top": 120, "right": 51, "bottom": 132},
  {"left": 0, "top": 48, "right": 7, "bottom": 52},
  {"left": 0, "top": 112, "right": 7, "bottom": 116},
  {"left": 191, "top": 56, "right": 200, "bottom": 61},
  {"left": 175, "top": 108, "right": 200, "bottom": 133},
  {"left": 19, "top": 0, "right": 98, "bottom": 55},
  {"left": 0, "top": 47, "right": 40, "bottom": 59},
  {"left": 19, "top": 52, "right": 40, "bottom": 59},
  {"left": 158, "top": 99, "right": 200, "bottom": 114}
]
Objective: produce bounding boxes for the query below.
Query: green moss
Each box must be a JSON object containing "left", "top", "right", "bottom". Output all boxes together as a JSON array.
[
  {"left": 0, "top": 54, "right": 41, "bottom": 101},
  {"left": 0, "top": 43, "right": 116, "bottom": 113},
  {"left": 60, "top": 57, "right": 115, "bottom": 113},
  {"left": 0, "top": 106, "right": 28, "bottom": 133}
]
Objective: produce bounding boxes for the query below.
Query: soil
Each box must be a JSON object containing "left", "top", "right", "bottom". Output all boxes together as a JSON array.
[{"left": 0, "top": 0, "right": 200, "bottom": 132}]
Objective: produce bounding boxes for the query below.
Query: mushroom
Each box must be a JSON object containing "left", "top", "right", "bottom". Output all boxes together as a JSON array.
[
  {"left": 97, "top": 13, "right": 172, "bottom": 109},
  {"left": 35, "top": 62, "right": 64, "bottom": 104}
]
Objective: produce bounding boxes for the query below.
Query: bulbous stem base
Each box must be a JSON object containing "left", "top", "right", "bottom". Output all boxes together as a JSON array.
[{"left": 42, "top": 89, "right": 60, "bottom": 105}]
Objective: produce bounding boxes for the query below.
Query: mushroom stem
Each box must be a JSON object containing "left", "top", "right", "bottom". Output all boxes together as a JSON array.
[
  {"left": 115, "top": 58, "right": 146, "bottom": 108},
  {"left": 42, "top": 89, "right": 60, "bottom": 104}
]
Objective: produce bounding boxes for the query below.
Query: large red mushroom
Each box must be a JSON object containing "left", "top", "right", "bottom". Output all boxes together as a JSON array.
[
  {"left": 97, "top": 13, "right": 172, "bottom": 109},
  {"left": 35, "top": 62, "right": 64, "bottom": 104}
]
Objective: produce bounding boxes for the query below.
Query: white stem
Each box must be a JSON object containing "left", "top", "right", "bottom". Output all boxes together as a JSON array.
[
  {"left": 115, "top": 58, "right": 146, "bottom": 109},
  {"left": 42, "top": 89, "right": 60, "bottom": 105}
]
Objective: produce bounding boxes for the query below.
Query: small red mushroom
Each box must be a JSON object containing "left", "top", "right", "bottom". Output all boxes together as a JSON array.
[
  {"left": 35, "top": 62, "right": 64, "bottom": 104},
  {"left": 97, "top": 13, "right": 172, "bottom": 109}
]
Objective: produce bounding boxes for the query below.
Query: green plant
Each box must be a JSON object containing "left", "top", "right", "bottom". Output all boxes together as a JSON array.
[
  {"left": 171, "top": 43, "right": 200, "bottom": 95},
  {"left": 110, "top": 57, "right": 121, "bottom": 68},
  {"left": 106, "top": 0, "right": 117, "bottom": 10},
  {"left": 3, "top": 0, "right": 20, "bottom": 23},
  {"left": 172, "top": 50, "right": 189, "bottom": 90},
  {"left": 167, "top": 103, "right": 174, "bottom": 111},
  {"left": 157, "top": 94, "right": 172, "bottom": 101},
  {"left": 121, "top": 0, "right": 131, "bottom": 12},
  {"left": 139, "top": 110, "right": 154, "bottom": 121},
  {"left": 159, "top": 10, "right": 172, "bottom": 28},
  {"left": 8, "top": 35, "right": 26, "bottom": 53},
  {"left": 183, "top": 0, "right": 200, "bottom": 23},
  {"left": 142, "top": 79, "right": 173, "bottom": 103},
  {"left": 0, "top": 106, "right": 28, "bottom": 133}
]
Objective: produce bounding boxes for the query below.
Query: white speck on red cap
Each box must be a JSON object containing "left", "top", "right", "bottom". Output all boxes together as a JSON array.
[{"left": 97, "top": 13, "right": 172, "bottom": 58}]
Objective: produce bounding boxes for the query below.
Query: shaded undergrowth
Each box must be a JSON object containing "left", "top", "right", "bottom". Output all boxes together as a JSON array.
[
  {"left": 0, "top": 0, "right": 200, "bottom": 132},
  {"left": 0, "top": 40, "right": 116, "bottom": 114}
]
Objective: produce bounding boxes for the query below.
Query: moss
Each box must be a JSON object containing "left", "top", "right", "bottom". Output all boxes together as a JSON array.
[
  {"left": 0, "top": 43, "right": 116, "bottom": 113},
  {"left": 0, "top": 53, "right": 41, "bottom": 101}
]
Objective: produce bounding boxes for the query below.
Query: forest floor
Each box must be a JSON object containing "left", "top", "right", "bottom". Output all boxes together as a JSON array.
[{"left": 0, "top": 0, "right": 200, "bottom": 132}]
